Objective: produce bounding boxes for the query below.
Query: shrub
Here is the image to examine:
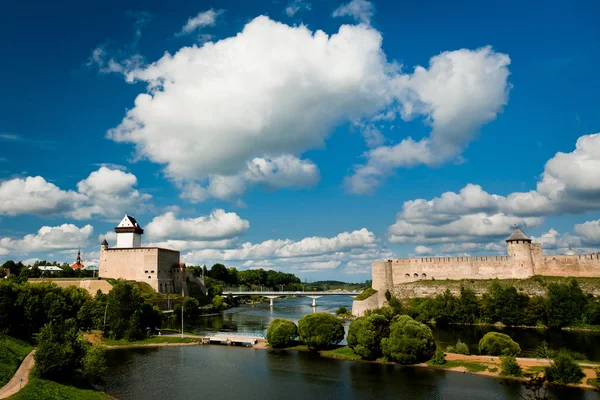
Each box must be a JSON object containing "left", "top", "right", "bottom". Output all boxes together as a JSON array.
[
  {"left": 347, "top": 314, "right": 389, "bottom": 360},
  {"left": 445, "top": 345, "right": 456, "bottom": 353},
  {"left": 478, "top": 332, "right": 521, "bottom": 356},
  {"left": 266, "top": 319, "right": 298, "bottom": 348},
  {"left": 211, "top": 295, "right": 225, "bottom": 310},
  {"left": 455, "top": 339, "right": 470, "bottom": 355},
  {"left": 298, "top": 313, "right": 345, "bottom": 350},
  {"left": 500, "top": 355, "right": 522, "bottom": 377},
  {"left": 430, "top": 349, "right": 447, "bottom": 365},
  {"left": 545, "top": 350, "right": 585, "bottom": 385},
  {"left": 35, "top": 319, "right": 87, "bottom": 379},
  {"left": 381, "top": 315, "right": 436, "bottom": 364},
  {"left": 336, "top": 307, "right": 348, "bottom": 316}
]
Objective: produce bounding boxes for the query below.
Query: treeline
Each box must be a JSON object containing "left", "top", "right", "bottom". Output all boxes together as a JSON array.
[
  {"left": 1, "top": 259, "right": 96, "bottom": 279},
  {"left": 395, "top": 280, "right": 600, "bottom": 329},
  {"left": 187, "top": 263, "right": 301, "bottom": 288}
]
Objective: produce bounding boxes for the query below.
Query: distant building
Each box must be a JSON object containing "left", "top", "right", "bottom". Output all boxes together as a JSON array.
[
  {"left": 99, "top": 214, "right": 188, "bottom": 295},
  {"left": 71, "top": 250, "right": 84, "bottom": 270},
  {"left": 30, "top": 265, "right": 62, "bottom": 275}
]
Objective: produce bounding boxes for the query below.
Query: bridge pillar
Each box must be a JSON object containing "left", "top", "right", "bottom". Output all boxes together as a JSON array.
[
  {"left": 270, "top": 298, "right": 274, "bottom": 307},
  {"left": 312, "top": 297, "right": 316, "bottom": 307}
]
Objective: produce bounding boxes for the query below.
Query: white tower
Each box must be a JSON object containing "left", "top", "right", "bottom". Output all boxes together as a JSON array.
[{"left": 115, "top": 214, "right": 144, "bottom": 248}]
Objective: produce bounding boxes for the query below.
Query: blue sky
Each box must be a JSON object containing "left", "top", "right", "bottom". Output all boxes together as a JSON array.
[{"left": 1, "top": 0, "right": 599, "bottom": 282}]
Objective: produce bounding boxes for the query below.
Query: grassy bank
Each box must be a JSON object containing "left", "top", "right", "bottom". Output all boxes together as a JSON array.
[
  {"left": 320, "top": 347, "right": 363, "bottom": 361},
  {"left": 8, "top": 371, "right": 109, "bottom": 400},
  {"left": 0, "top": 335, "right": 34, "bottom": 387}
]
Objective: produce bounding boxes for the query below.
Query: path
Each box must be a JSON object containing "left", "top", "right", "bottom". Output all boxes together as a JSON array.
[{"left": 0, "top": 350, "right": 35, "bottom": 399}]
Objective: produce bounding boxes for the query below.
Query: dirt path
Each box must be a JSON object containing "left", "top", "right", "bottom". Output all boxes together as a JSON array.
[{"left": 0, "top": 350, "right": 35, "bottom": 399}]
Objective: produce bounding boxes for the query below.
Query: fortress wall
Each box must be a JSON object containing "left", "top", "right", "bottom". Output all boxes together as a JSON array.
[
  {"left": 352, "top": 293, "right": 380, "bottom": 317},
  {"left": 100, "top": 248, "right": 159, "bottom": 282},
  {"left": 538, "top": 254, "right": 600, "bottom": 277},
  {"left": 390, "top": 256, "right": 518, "bottom": 284}
]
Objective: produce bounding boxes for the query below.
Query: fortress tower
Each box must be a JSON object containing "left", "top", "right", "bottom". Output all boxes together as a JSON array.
[
  {"left": 115, "top": 214, "right": 143, "bottom": 248},
  {"left": 505, "top": 227, "right": 535, "bottom": 278}
]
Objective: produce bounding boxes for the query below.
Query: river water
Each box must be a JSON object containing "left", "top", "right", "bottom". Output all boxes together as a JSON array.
[{"left": 103, "top": 296, "right": 600, "bottom": 399}]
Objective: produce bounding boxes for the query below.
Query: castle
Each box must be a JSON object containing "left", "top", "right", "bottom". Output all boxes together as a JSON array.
[
  {"left": 354, "top": 228, "right": 600, "bottom": 315},
  {"left": 99, "top": 215, "right": 188, "bottom": 295}
]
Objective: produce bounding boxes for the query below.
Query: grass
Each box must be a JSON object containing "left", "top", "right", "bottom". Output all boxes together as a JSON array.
[
  {"left": 8, "top": 371, "right": 109, "bottom": 400},
  {"left": 320, "top": 346, "right": 363, "bottom": 361},
  {"left": 355, "top": 288, "right": 377, "bottom": 301},
  {"left": 525, "top": 366, "right": 547, "bottom": 373},
  {"left": 0, "top": 335, "right": 34, "bottom": 387},
  {"left": 102, "top": 336, "right": 199, "bottom": 346},
  {"left": 426, "top": 359, "right": 490, "bottom": 372}
]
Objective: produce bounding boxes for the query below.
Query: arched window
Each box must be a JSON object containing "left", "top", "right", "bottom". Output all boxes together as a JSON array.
[
  {"left": 422, "top": 273, "right": 427, "bottom": 278},
  {"left": 405, "top": 273, "right": 410, "bottom": 278},
  {"left": 413, "top": 273, "right": 419, "bottom": 278}
]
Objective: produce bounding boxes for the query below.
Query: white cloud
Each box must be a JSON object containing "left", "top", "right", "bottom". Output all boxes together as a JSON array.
[
  {"left": 530, "top": 228, "right": 581, "bottom": 250},
  {"left": 440, "top": 242, "right": 504, "bottom": 254},
  {"left": 332, "top": 0, "right": 375, "bottom": 24},
  {"left": 103, "top": 16, "right": 510, "bottom": 201},
  {"left": 0, "top": 167, "right": 150, "bottom": 220},
  {"left": 180, "top": 155, "right": 320, "bottom": 203},
  {"left": 0, "top": 224, "right": 93, "bottom": 255},
  {"left": 574, "top": 220, "right": 600, "bottom": 244},
  {"left": 347, "top": 46, "right": 511, "bottom": 193},
  {"left": 179, "top": 9, "right": 223, "bottom": 35},
  {"left": 145, "top": 209, "right": 249, "bottom": 241},
  {"left": 414, "top": 245, "right": 432, "bottom": 255},
  {"left": 286, "top": 0, "right": 311, "bottom": 16}
]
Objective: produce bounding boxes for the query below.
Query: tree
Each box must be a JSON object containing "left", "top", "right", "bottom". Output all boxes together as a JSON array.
[
  {"left": 546, "top": 280, "right": 587, "bottom": 328},
  {"left": 455, "top": 286, "right": 480, "bottom": 324},
  {"left": 381, "top": 315, "right": 436, "bottom": 364},
  {"left": 35, "top": 319, "right": 87, "bottom": 378},
  {"left": 298, "top": 313, "right": 345, "bottom": 350},
  {"left": 208, "top": 264, "right": 229, "bottom": 282},
  {"left": 105, "top": 281, "right": 144, "bottom": 340},
  {"left": 430, "top": 289, "right": 458, "bottom": 324},
  {"left": 482, "top": 282, "right": 529, "bottom": 326},
  {"left": 478, "top": 332, "right": 521, "bottom": 356},
  {"left": 181, "top": 297, "right": 200, "bottom": 319},
  {"left": 212, "top": 295, "right": 225, "bottom": 310},
  {"left": 83, "top": 343, "right": 108, "bottom": 384},
  {"left": 335, "top": 307, "right": 347, "bottom": 316},
  {"left": 347, "top": 314, "right": 389, "bottom": 360},
  {"left": 500, "top": 355, "right": 522, "bottom": 377},
  {"left": 266, "top": 319, "right": 298, "bottom": 348},
  {"left": 545, "top": 350, "right": 585, "bottom": 385}
]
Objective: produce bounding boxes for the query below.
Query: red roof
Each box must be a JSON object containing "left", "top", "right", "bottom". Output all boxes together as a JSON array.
[{"left": 71, "top": 262, "right": 84, "bottom": 270}]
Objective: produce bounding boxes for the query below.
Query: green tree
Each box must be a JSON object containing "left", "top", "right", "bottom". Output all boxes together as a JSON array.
[
  {"left": 35, "top": 319, "right": 87, "bottom": 378},
  {"left": 82, "top": 343, "right": 108, "bottom": 384},
  {"left": 430, "top": 289, "right": 458, "bottom": 324},
  {"left": 335, "top": 306, "right": 347, "bottom": 316},
  {"left": 212, "top": 295, "right": 225, "bottom": 310},
  {"left": 544, "top": 350, "right": 585, "bottom": 385},
  {"left": 455, "top": 286, "right": 480, "bottom": 324},
  {"left": 266, "top": 319, "right": 298, "bottom": 348},
  {"left": 500, "top": 355, "right": 522, "bottom": 377},
  {"left": 381, "top": 315, "right": 436, "bottom": 364},
  {"left": 347, "top": 314, "right": 389, "bottom": 360},
  {"left": 298, "top": 312, "right": 345, "bottom": 350},
  {"left": 478, "top": 332, "right": 521, "bottom": 356},
  {"left": 208, "top": 264, "right": 229, "bottom": 282},
  {"left": 546, "top": 280, "right": 587, "bottom": 328},
  {"left": 482, "top": 282, "right": 529, "bottom": 326},
  {"left": 104, "top": 281, "right": 144, "bottom": 340}
]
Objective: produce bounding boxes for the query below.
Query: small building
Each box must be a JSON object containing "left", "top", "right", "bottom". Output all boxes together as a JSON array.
[
  {"left": 71, "top": 250, "right": 84, "bottom": 270},
  {"left": 99, "top": 214, "right": 188, "bottom": 294},
  {"left": 31, "top": 265, "right": 63, "bottom": 275}
]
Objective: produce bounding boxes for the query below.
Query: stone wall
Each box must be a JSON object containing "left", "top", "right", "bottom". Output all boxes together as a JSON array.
[
  {"left": 352, "top": 292, "right": 380, "bottom": 317},
  {"left": 29, "top": 279, "right": 113, "bottom": 295}
]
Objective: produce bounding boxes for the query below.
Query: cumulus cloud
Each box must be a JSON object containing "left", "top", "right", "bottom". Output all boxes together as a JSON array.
[
  {"left": 286, "top": 0, "right": 311, "bottom": 16},
  {"left": 182, "top": 229, "right": 391, "bottom": 275},
  {"left": 530, "top": 229, "right": 581, "bottom": 250},
  {"left": 179, "top": 9, "right": 223, "bottom": 35},
  {"left": 347, "top": 47, "right": 511, "bottom": 193},
  {"left": 414, "top": 245, "right": 432, "bottom": 255},
  {"left": 145, "top": 209, "right": 249, "bottom": 241},
  {"left": 332, "top": 0, "right": 375, "bottom": 24},
  {"left": 101, "top": 15, "right": 510, "bottom": 201},
  {"left": 575, "top": 219, "right": 600, "bottom": 244},
  {"left": 180, "top": 155, "right": 320, "bottom": 203},
  {"left": 0, "top": 167, "right": 150, "bottom": 220},
  {"left": 0, "top": 224, "right": 93, "bottom": 255}
]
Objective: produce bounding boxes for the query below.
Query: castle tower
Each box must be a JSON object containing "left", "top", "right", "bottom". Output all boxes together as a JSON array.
[
  {"left": 115, "top": 214, "right": 144, "bottom": 248},
  {"left": 100, "top": 239, "right": 109, "bottom": 251},
  {"left": 505, "top": 227, "right": 535, "bottom": 278}
]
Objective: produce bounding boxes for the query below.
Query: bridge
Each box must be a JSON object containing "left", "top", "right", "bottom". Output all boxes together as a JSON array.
[
  {"left": 221, "top": 290, "right": 360, "bottom": 307},
  {"left": 203, "top": 332, "right": 265, "bottom": 346}
]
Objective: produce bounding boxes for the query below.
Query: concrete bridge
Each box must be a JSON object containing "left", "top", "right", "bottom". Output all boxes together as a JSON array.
[
  {"left": 221, "top": 290, "right": 359, "bottom": 307},
  {"left": 203, "top": 332, "right": 265, "bottom": 346}
]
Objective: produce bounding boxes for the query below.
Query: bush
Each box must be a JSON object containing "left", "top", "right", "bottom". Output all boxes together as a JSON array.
[
  {"left": 381, "top": 315, "right": 436, "bottom": 364},
  {"left": 430, "top": 349, "right": 447, "bottom": 365},
  {"left": 500, "top": 355, "right": 522, "bottom": 377},
  {"left": 455, "top": 339, "right": 470, "bottom": 355},
  {"left": 211, "top": 295, "right": 225, "bottom": 310},
  {"left": 347, "top": 314, "right": 389, "bottom": 360},
  {"left": 478, "top": 332, "right": 521, "bottom": 356},
  {"left": 445, "top": 345, "right": 456, "bottom": 353},
  {"left": 266, "top": 319, "right": 298, "bottom": 348},
  {"left": 298, "top": 313, "right": 345, "bottom": 350},
  {"left": 35, "top": 319, "right": 87, "bottom": 379},
  {"left": 336, "top": 307, "right": 348, "bottom": 316},
  {"left": 545, "top": 350, "right": 585, "bottom": 385}
]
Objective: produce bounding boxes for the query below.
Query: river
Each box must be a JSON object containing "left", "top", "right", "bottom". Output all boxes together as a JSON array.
[{"left": 102, "top": 296, "right": 600, "bottom": 399}]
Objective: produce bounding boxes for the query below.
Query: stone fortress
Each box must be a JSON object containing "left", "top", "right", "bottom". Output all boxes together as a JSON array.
[
  {"left": 99, "top": 214, "right": 189, "bottom": 295},
  {"left": 354, "top": 228, "right": 600, "bottom": 316}
]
